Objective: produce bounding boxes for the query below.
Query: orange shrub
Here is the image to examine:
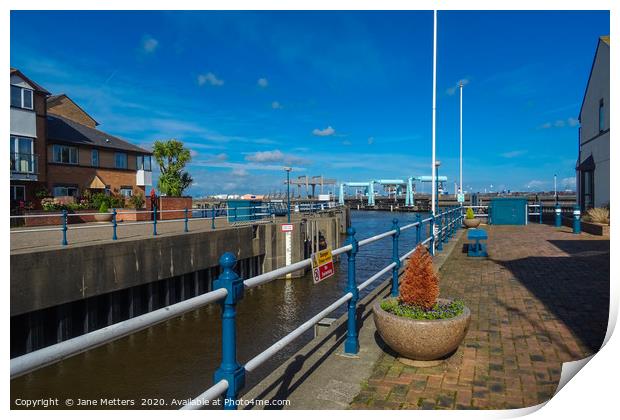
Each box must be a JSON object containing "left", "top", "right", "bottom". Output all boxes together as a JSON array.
[{"left": 399, "top": 245, "right": 439, "bottom": 310}]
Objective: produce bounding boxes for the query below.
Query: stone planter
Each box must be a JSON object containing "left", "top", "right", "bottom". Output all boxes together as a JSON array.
[
  {"left": 94, "top": 212, "right": 112, "bottom": 222},
  {"left": 373, "top": 298, "right": 471, "bottom": 364},
  {"left": 463, "top": 218, "right": 481, "bottom": 228}
]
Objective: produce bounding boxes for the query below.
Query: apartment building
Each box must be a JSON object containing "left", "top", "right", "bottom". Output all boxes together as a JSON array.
[
  {"left": 46, "top": 94, "right": 152, "bottom": 198},
  {"left": 10, "top": 68, "right": 49, "bottom": 205},
  {"left": 9, "top": 68, "right": 153, "bottom": 207}
]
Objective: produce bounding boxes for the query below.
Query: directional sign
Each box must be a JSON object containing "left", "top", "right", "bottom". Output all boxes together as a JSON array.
[
  {"left": 281, "top": 224, "right": 294, "bottom": 232},
  {"left": 457, "top": 193, "right": 465, "bottom": 203},
  {"left": 311, "top": 247, "right": 335, "bottom": 284}
]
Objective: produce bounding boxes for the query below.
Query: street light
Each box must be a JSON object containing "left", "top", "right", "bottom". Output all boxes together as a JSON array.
[
  {"left": 284, "top": 167, "right": 292, "bottom": 223},
  {"left": 459, "top": 81, "right": 463, "bottom": 195},
  {"left": 554, "top": 174, "right": 557, "bottom": 203}
]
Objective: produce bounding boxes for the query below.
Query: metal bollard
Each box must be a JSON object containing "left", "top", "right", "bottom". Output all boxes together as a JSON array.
[
  {"left": 437, "top": 211, "right": 443, "bottom": 251},
  {"left": 415, "top": 214, "right": 422, "bottom": 244},
  {"left": 429, "top": 215, "right": 435, "bottom": 256},
  {"left": 573, "top": 205, "right": 581, "bottom": 234},
  {"left": 153, "top": 204, "right": 158, "bottom": 236},
  {"left": 184, "top": 208, "right": 189, "bottom": 232},
  {"left": 61, "top": 209, "right": 68, "bottom": 246},
  {"left": 390, "top": 219, "right": 401, "bottom": 297},
  {"left": 555, "top": 203, "right": 561, "bottom": 228},
  {"left": 213, "top": 253, "right": 245, "bottom": 410},
  {"left": 212, "top": 207, "right": 216, "bottom": 230},
  {"left": 344, "top": 227, "right": 359, "bottom": 355},
  {"left": 112, "top": 208, "right": 118, "bottom": 240},
  {"left": 539, "top": 201, "right": 543, "bottom": 224}
]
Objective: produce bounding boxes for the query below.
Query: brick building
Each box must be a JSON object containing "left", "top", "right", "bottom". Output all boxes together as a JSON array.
[
  {"left": 9, "top": 68, "right": 153, "bottom": 206},
  {"left": 10, "top": 68, "right": 50, "bottom": 205}
]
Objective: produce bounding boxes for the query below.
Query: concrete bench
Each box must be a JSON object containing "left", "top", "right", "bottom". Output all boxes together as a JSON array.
[{"left": 467, "top": 228, "right": 488, "bottom": 257}]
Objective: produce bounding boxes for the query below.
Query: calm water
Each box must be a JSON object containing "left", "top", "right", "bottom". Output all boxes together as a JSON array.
[{"left": 10, "top": 210, "right": 429, "bottom": 409}]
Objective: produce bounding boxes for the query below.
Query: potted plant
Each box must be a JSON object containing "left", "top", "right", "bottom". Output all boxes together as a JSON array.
[
  {"left": 373, "top": 245, "right": 471, "bottom": 366},
  {"left": 463, "top": 207, "right": 481, "bottom": 228},
  {"left": 94, "top": 202, "right": 112, "bottom": 222}
]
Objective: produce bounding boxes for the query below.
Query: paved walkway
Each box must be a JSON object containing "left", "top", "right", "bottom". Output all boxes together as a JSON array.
[{"left": 350, "top": 224, "right": 609, "bottom": 409}]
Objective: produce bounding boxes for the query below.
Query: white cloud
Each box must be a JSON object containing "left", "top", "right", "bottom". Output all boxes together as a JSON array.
[
  {"left": 539, "top": 117, "right": 579, "bottom": 129},
  {"left": 245, "top": 149, "right": 308, "bottom": 165},
  {"left": 232, "top": 168, "right": 249, "bottom": 177},
  {"left": 271, "top": 101, "right": 283, "bottom": 109},
  {"left": 258, "top": 78, "right": 268, "bottom": 88},
  {"left": 312, "top": 126, "right": 335, "bottom": 137},
  {"left": 561, "top": 177, "right": 576, "bottom": 189},
  {"left": 446, "top": 78, "right": 470, "bottom": 95},
  {"left": 368, "top": 136, "right": 375, "bottom": 145},
  {"left": 141, "top": 36, "right": 159, "bottom": 53},
  {"left": 190, "top": 149, "right": 199, "bottom": 158},
  {"left": 525, "top": 180, "right": 546, "bottom": 189},
  {"left": 500, "top": 150, "right": 526, "bottom": 158},
  {"left": 198, "top": 72, "right": 224, "bottom": 86},
  {"left": 342, "top": 140, "right": 352, "bottom": 146}
]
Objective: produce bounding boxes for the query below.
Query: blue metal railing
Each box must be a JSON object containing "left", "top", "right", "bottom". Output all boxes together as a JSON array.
[
  {"left": 10, "top": 206, "right": 465, "bottom": 410},
  {"left": 10, "top": 203, "right": 343, "bottom": 246}
]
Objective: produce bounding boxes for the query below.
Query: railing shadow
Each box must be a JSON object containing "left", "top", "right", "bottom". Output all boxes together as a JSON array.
[{"left": 488, "top": 238, "right": 609, "bottom": 355}]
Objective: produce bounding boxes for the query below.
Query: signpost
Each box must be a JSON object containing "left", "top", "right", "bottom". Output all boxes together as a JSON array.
[{"left": 311, "top": 247, "right": 335, "bottom": 284}]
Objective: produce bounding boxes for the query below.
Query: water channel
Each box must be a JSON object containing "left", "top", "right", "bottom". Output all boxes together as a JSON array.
[{"left": 11, "top": 210, "right": 430, "bottom": 409}]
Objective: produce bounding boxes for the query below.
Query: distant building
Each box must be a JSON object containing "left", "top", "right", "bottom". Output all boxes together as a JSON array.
[
  {"left": 241, "top": 194, "right": 264, "bottom": 200},
  {"left": 577, "top": 36, "right": 610, "bottom": 209}
]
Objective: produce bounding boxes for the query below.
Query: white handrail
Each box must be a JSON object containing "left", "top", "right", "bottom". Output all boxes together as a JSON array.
[
  {"left": 10, "top": 287, "right": 228, "bottom": 378},
  {"left": 181, "top": 379, "right": 229, "bottom": 410}
]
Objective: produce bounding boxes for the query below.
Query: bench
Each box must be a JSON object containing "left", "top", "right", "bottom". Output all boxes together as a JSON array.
[{"left": 467, "top": 228, "right": 488, "bottom": 257}]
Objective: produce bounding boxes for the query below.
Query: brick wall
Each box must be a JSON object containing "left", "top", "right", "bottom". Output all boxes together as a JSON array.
[
  {"left": 48, "top": 96, "right": 97, "bottom": 128},
  {"left": 146, "top": 196, "right": 193, "bottom": 220}
]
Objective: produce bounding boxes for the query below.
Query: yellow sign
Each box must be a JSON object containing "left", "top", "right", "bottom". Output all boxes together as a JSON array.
[{"left": 311, "top": 247, "right": 334, "bottom": 284}]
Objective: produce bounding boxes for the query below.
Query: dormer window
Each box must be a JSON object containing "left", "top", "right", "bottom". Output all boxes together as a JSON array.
[{"left": 11, "top": 85, "right": 33, "bottom": 110}]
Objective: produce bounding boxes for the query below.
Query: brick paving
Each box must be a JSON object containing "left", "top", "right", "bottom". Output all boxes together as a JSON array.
[{"left": 350, "top": 224, "right": 609, "bottom": 410}]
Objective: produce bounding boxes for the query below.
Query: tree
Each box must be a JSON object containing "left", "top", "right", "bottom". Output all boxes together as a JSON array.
[
  {"left": 152, "top": 139, "right": 193, "bottom": 197},
  {"left": 399, "top": 245, "right": 439, "bottom": 310}
]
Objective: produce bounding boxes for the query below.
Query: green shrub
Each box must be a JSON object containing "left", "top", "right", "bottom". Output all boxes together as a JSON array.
[
  {"left": 466, "top": 207, "right": 475, "bottom": 219},
  {"left": 381, "top": 298, "right": 465, "bottom": 320},
  {"left": 99, "top": 202, "right": 109, "bottom": 213},
  {"left": 129, "top": 193, "right": 145, "bottom": 209}
]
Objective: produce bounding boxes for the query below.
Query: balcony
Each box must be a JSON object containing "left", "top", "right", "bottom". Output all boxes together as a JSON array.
[
  {"left": 136, "top": 169, "right": 152, "bottom": 186},
  {"left": 10, "top": 153, "right": 38, "bottom": 181}
]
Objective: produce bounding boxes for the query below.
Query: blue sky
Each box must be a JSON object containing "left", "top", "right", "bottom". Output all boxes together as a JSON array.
[{"left": 10, "top": 10, "right": 609, "bottom": 196}]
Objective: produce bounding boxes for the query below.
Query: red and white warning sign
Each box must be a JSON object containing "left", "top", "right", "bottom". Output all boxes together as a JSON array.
[
  {"left": 281, "top": 224, "right": 294, "bottom": 232},
  {"left": 311, "top": 247, "right": 335, "bottom": 284}
]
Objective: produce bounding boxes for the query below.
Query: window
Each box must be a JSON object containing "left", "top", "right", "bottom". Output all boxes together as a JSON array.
[
  {"left": 52, "top": 144, "right": 78, "bottom": 164},
  {"left": 10, "top": 85, "right": 34, "bottom": 110},
  {"left": 92, "top": 149, "right": 99, "bottom": 167},
  {"left": 581, "top": 171, "right": 594, "bottom": 210},
  {"left": 599, "top": 99, "right": 605, "bottom": 132},
  {"left": 137, "top": 155, "right": 152, "bottom": 171},
  {"left": 120, "top": 187, "right": 133, "bottom": 197},
  {"left": 115, "top": 152, "right": 128, "bottom": 169},
  {"left": 11, "top": 185, "right": 26, "bottom": 202},
  {"left": 10, "top": 136, "right": 35, "bottom": 173},
  {"left": 53, "top": 185, "right": 79, "bottom": 197}
]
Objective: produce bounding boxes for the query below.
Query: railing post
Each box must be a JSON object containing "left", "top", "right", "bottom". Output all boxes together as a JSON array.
[
  {"left": 213, "top": 252, "right": 245, "bottom": 410},
  {"left": 112, "top": 208, "right": 118, "bottom": 240},
  {"left": 415, "top": 214, "right": 422, "bottom": 244},
  {"left": 212, "top": 207, "right": 216, "bottom": 230},
  {"left": 344, "top": 227, "right": 359, "bottom": 355},
  {"left": 539, "top": 201, "right": 543, "bottom": 224},
  {"left": 234, "top": 207, "right": 237, "bottom": 223},
  {"left": 61, "top": 209, "right": 68, "bottom": 246},
  {"left": 555, "top": 203, "right": 561, "bottom": 228},
  {"left": 184, "top": 208, "right": 189, "bottom": 232},
  {"left": 437, "top": 211, "right": 444, "bottom": 251},
  {"left": 573, "top": 204, "right": 581, "bottom": 234},
  {"left": 153, "top": 203, "right": 158, "bottom": 236},
  {"left": 390, "top": 219, "right": 401, "bottom": 297},
  {"left": 429, "top": 215, "right": 435, "bottom": 256},
  {"left": 448, "top": 208, "right": 453, "bottom": 238}
]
